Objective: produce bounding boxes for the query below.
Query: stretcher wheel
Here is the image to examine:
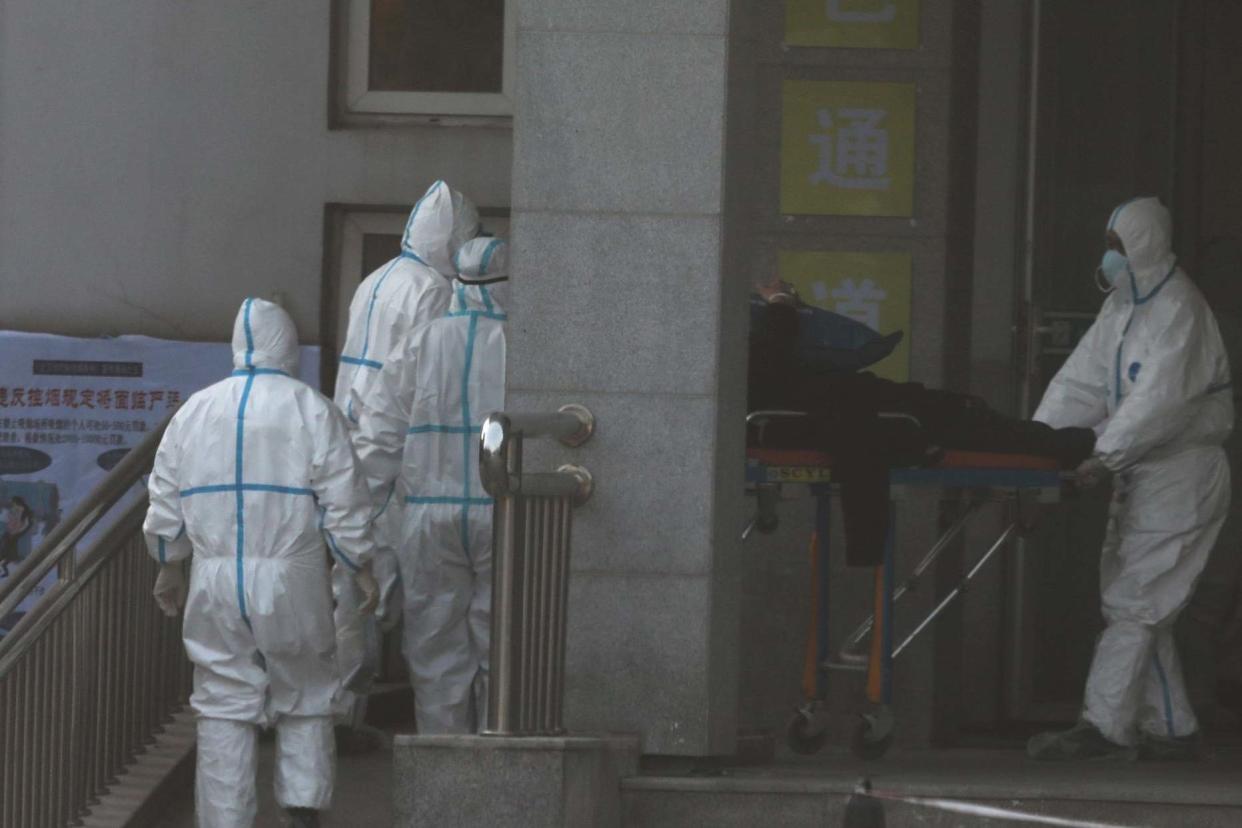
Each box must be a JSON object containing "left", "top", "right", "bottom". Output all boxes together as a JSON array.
[
  {"left": 785, "top": 707, "right": 829, "bottom": 755},
  {"left": 851, "top": 707, "right": 895, "bottom": 760}
]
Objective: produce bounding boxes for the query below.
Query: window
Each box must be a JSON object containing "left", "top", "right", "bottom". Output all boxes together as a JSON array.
[
  {"left": 333, "top": 0, "right": 515, "bottom": 124},
  {"left": 320, "top": 205, "right": 510, "bottom": 389}
]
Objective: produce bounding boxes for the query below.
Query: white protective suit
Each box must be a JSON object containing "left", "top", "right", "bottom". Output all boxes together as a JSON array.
[
  {"left": 144, "top": 298, "right": 376, "bottom": 826},
  {"left": 1034, "top": 197, "right": 1234, "bottom": 745},
  {"left": 331, "top": 180, "right": 479, "bottom": 719},
  {"left": 357, "top": 237, "right": 508, "bottom": 733}
]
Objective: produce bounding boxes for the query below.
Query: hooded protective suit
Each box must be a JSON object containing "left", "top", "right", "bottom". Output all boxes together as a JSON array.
[
  {"left": 1034, "top": 197, "right": 1233, "bottom": 746},
  {"left": 358, "top": 237, "right": 508, "bottom": 733},
  {"left": 144, "top": 298, "right": 376, "bottom": 825},
  {"left": 331, "top": 181, "right": 479, "bottom": 721}
]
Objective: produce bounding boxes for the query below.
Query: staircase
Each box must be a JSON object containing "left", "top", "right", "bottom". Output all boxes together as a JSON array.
[{"left": 0, "top": 416, "right": 194, "bottom": 828}]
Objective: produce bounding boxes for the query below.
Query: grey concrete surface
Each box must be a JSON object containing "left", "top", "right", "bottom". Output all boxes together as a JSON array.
[
  {"left": 512, "top": 31, "right": 726, "bottom": 216},
  {"left": 517, "top": 0, "right": 729, "bottom": 36},
  {"left": 507, "top": 211, "right": 723, "bottom": 397},
  {"left": 504, "top": 389, "right": 720, "bottom": 575},
  {"left": 623, "top": 747, "right": 1242, "bottom": 827},
  {"left": 508, "top": 0, "right": 739, "bottom": 757},
  {"left": 393, "top": 734, "right": 640, "bottom": 828}
]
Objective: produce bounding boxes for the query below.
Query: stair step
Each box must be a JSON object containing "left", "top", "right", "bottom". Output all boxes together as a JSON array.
[{"left": 78, "top": 711, "right": 197, "bottom": 828}]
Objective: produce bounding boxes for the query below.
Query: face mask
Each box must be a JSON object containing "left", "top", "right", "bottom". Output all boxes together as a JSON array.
[{"left": 1096, "top": 249, "right": 1129, "bottom": 291}]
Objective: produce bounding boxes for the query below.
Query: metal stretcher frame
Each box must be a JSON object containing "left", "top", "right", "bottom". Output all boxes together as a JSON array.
[{"left": 744, "top": 412, "right": 1066, "bottom": 759}]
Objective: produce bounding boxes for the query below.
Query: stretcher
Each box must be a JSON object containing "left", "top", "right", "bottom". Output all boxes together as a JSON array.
[{"left": 743, "top": 410, "right": 1067, "bottom": 759}]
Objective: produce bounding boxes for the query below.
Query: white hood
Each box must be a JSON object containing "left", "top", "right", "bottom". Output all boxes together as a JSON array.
[
  {"left": 231, "top": 297, "right": 298, "bottom": 373},
  {"left": 401, "top": 180, "right": 480, "bottom": 278},
  {"left": 1108, "top": 197, "right": 1178, "bottom": 297}
]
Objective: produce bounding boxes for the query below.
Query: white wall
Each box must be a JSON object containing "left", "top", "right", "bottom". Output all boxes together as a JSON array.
[{"left": 0, "top": 1, "right": 512, "bottom": 343}]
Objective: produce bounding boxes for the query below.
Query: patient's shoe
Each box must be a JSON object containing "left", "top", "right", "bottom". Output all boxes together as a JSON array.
[
  {"left": 1026, "top": 721, "right": 1136, "bottom": 761},
  {"left": 1137, "top": 730, "right": 1204, "bottom": 761}
]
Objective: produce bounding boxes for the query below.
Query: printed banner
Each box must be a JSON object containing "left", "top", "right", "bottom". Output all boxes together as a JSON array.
[
  {"left": 786, "top": 0, "right": 920, "bottom": 50},
  {"left": 0, "top": 331, "right": 319, "bottom": 634},
  {"left": 779, "top": 250, "right": 913, "bottom": 381},
  {"left": 781, "top": 80, "right": 916, "bottom": 216}
]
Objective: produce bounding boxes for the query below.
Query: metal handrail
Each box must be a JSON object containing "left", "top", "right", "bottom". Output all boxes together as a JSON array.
[
  {"left": 0, "top": 413, "right": 172, "bottom": 622},
  {"left": 480, "top": 405, "right": 594, "bottom": 736},
  {"left": 0, "top": 412, "right": 191, "bottom": 827}
]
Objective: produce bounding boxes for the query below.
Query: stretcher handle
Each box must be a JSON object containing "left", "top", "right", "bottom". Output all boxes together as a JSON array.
[
  {"left": 891, "top": 522, "right": 1017, "bottom": 658},
  {"left": 832, "top": 499, "right": 983, "bottom": 666}
]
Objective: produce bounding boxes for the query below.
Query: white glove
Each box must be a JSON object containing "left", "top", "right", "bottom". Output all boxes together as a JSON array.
[
  {"left": 1075, "top": 456, "right": 1109, "bottom": 490},
  {"left": 153, "top": 563, "right": 187, "bottom": 618},
  {"left": 354, "top": 565, "right": 379, "bottom": 617}
]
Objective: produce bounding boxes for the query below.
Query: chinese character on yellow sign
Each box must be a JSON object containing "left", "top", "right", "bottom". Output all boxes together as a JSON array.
[
  {"left": 779, "top": 250, "right": 912, "bottom": 381},
  {"left": 782, "top": 80, "right": 915, "bottom": 216},
  {"left": 786, "top": 0, "right": 920, "bottom": 49}
]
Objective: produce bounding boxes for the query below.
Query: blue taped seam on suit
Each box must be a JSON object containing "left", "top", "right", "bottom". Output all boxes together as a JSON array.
[
  {"left": 338, "top": 356, "right": 383, "bottom": 370},
  {"left": 1133, "top": 262, "right": 1177, "bottom": 306},
  {"left": 478, "top": 239, "right": 500, "bottom": 278},
  {"left": 158, "top": 537, "right": 167, "bottom": 564},
  {"left": 354, "top": 256, "right": 403, "bottom": 365},
  {"left": 321, "top": 518, "right": 360, "bottom": 573},
  {"left": 446, "top": 310, "right": 507, "bottom": 322},
  {"left": 373, "top": 482, "right": 396, "bottom": 521},
  {"left": 1152, "top": 650, "right": 1176, "bottom": 737},
  {"left": 232, "top": 368, "right": 289, "bottom": 377},
  {"left": 181, "top": 484, "right": 316, "bottom": 497},
  {"left": 459, "top": 313, "right": 480, "bottom": 558},
  {"left": 234, "top": 371, "right": 256, "bottom": 625}
]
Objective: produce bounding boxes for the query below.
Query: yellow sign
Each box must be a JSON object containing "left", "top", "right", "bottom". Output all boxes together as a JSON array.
[
  {"left": 779, "top": 250, "right": 912, "bottom": 381},
  {"left": 781, "top": 80, "right": 915, "bottom": 216},
  {"left": 786, "top": 0, "right": 920, "bottom": 49}
]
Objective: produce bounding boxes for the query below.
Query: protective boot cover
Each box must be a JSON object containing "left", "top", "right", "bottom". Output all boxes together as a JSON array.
[
  {"left": 274, "top": 716, "right": 336, "bottom": 810},
  {"left": 196, "top": 717, "right": 258, "bottom": 828},
  {"left": 1034, "top": 197, "right": 1234, "bottom": 745}
]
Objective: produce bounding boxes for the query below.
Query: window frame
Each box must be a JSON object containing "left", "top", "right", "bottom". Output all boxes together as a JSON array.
[{"left": 331, "top": 0, "right": 516, "bottom": 127}]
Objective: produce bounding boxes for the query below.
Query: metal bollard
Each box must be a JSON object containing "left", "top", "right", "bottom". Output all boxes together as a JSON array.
[{"left": 480, "top": 405, "right": 594, "bottom": 736}]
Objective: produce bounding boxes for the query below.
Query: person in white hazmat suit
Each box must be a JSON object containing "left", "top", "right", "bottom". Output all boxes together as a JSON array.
[
  {"left": 1028, "top": 197, "right": 1234, "bottom": 761},
  {"left": 356, "top": 236, "right": 507, "bottom": 733},
  {"left": 144, "top": 298, "right": 379, "bottom": 828},
  {"left": 330, "top": 180, "right": 480, "bottom": 741}
]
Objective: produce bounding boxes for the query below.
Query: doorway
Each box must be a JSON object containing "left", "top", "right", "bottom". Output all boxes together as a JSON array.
[{"left": 1006, "top": 0, "right": 1242, "bottom": 733}]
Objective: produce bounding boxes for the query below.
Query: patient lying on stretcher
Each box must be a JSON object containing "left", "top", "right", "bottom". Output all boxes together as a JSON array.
[
  {"left": 747, "top": 279, "right": 1096, "bottom": 465},
  {"left": 747, "top": 279, "right": 1094, "bottom": 566}
]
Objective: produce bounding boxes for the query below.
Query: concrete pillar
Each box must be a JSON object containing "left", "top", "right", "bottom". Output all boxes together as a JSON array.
[{"left": 506, "top": 0, "right": 741, "bottom": 756}]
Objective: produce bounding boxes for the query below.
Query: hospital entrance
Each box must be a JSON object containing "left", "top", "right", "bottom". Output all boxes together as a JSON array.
[{"left": 1005, "top": 0, "right": 1242, "bottom": 734}]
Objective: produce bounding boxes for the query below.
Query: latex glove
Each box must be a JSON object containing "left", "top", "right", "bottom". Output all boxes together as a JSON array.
[
  {"left": 1075, "top": 456, "right": 1109, "bottom": 489},
  {"left": 153, "top": 563, "right": 187, "bottom": 618},
  {"left": 354, "top": 565, "right": 379, "bottom": 617}
]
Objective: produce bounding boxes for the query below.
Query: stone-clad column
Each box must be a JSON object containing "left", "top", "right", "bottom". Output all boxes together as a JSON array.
[{"left": 506, "top": 0, "right": 741, "bottom": 756}]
